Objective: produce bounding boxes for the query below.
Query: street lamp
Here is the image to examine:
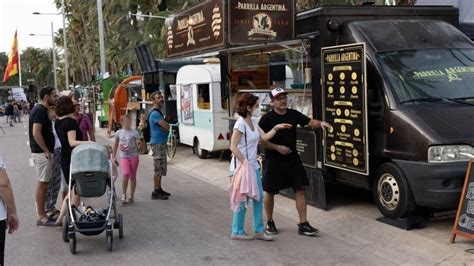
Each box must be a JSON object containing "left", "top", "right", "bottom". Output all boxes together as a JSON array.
[
  {"left": 32, "top": 0, "right": 69, "bottom": 90},
  {"left": 128, "top": 12, "right": 169, "bottom": 20},
  {"left": 29, "top": 21, "right": 58, "bottom": 90}
]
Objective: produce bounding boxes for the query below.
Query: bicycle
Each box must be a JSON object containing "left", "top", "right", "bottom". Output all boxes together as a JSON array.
[{"left": 167, "top": 122, "right": 179, "bottom": 159}]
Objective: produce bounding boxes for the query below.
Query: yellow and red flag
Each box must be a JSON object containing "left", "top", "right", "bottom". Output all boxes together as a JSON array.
[{"left": 3, "top": 30, "right": 19, "bottom": 82}]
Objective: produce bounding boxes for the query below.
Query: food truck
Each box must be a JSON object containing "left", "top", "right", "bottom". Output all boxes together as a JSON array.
[
  {"left": 175, "top": 61, "right": 230, "bottom": 158},
  {"left": 164, "top": 1, "right": 474, "bottom": 219},
  {"left": 295, "top": 6, "right": 474, "bottom": 219}
]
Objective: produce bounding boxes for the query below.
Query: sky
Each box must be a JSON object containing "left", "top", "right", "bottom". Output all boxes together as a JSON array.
[{"left": 0, "top": 0, "right": 63, "bottom": 54}]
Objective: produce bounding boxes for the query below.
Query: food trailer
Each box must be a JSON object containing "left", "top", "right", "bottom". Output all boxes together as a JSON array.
[
  {"left": 175, "top": 61, "right": 229, "bottom": 158},
  {"left": 164, "top": 0, "right": 312, "bottom": 154}
]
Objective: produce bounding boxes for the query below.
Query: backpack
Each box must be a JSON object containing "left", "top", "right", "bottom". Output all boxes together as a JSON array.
[{"left": 143, "top": 108, "right": 164, "bottom": 143}]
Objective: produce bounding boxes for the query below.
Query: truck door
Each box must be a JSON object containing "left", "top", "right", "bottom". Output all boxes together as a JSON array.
[{"left": 367, "top": 62, "right": 386, "bottom": 168}]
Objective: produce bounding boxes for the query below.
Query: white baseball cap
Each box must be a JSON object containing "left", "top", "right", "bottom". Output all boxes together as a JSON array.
[{"left": 270, "top": 87, "right": 287, "bottom": 98}]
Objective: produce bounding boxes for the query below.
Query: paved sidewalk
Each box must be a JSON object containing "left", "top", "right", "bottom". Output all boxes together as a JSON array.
[
  {"left": 98, "top": 128, "right": 474, "bottom": 264},
  {"left": 0, "top": 123, "right": 387, "bottom": 265}
]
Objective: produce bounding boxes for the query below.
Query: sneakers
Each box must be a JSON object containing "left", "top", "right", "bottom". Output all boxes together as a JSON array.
[
  {"left": 231, "top": 233, "right": 254, "bottom": 241},
  {"left": 158, "top": 188, "right": 171, "bottom": 197},
  {"left": 265, "top": 220, "right": 278, "bottom": 235},
  {"left": 151, "top": 190, "right": 169, "bottom": 200},
  {"left": 298, "top": 221, "right": 320, "bottom": 236},
  {"left": 255, "top": 232, "right": 273, "bottom": 241}
]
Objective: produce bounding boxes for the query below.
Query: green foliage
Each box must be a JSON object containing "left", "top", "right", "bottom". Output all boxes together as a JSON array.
[
  {"left": 48, "top": 0, "right": 205, "bottom": 86},
  {"left": 0, "top": 48, "right": 59, "bottom": 88}
]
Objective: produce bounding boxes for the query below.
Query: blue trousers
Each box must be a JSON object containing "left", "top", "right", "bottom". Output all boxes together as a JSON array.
[{"left": 231, "top": 170, "right": 264, "bottom": 236}]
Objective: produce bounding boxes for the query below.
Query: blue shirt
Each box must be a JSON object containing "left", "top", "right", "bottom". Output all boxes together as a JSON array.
[{"left": 150, "top": 110, "right": 167, "bottom": 144}]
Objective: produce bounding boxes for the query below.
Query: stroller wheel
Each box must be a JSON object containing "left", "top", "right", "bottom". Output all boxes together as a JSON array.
[
  {"left": 62, "top": 216, "right": 69, "bottom": 243},
  {"left": 118, "top": 213, "right": 124, "bottom": 239},
  {"left": 106, "top": 231, "right": 113, "bottom": 252},
  {"left": 69, "top": 233, "right": 77, "bottom": 254}
]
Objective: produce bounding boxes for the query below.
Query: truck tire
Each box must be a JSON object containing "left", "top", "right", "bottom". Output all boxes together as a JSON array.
[
  {"left": 193, "top": 138, "right": 208, "bottom": 159},
  {"left": 373, "top": 163, "right": 417, "bottom": 219}
]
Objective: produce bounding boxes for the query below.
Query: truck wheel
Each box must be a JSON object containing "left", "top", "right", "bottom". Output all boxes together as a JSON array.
[
  {"left": 193, "top": 138, "right": 208, "bottom": 159},
  {"left": 373, "top": 163, "right": 417, "bottom": 219}
]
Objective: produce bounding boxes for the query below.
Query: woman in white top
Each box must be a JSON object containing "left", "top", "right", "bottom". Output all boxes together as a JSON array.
[{"left": 229, "top": 93, "right": 291, "bottom": 241}]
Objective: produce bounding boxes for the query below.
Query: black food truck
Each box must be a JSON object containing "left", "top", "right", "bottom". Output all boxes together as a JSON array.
[{"left": 296, "top": 6, "right": 474, "bottom": 219}]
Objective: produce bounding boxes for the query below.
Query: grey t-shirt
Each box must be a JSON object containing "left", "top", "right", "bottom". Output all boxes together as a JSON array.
[{"left": 115, "top": 129, "right": 140, "bottom": 158}]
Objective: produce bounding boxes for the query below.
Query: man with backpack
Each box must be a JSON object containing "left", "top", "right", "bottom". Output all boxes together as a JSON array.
[{"left": 144, "top": 91, "right": 171, "bottom": 200}]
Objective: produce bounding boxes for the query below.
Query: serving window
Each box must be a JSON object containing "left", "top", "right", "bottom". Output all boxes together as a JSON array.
[
  {"left": 229, "top": 41, "right": 313, "bottom": 118},
  {"left": 197, "top": 84, "right": 211, "bottom": 110}
]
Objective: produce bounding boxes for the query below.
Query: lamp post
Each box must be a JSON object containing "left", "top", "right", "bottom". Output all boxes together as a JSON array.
[
  {"left": 97, "top": 0, "right": 106, "bottom": 77},
  {"left": 29, "top": 21, "right": 58, "bottom": 89},
  {"left": 32, "top": 0, "right": 68, "bottom": 90}
]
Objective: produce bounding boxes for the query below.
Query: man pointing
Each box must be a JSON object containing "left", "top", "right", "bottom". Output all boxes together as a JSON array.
[{"left": 259, "top": 88, "right": 331, "bottom": 236}]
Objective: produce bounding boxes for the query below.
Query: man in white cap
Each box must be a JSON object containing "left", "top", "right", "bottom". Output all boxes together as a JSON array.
[{"left": 259, "top": 87, "right": 331, "bottom": 236}]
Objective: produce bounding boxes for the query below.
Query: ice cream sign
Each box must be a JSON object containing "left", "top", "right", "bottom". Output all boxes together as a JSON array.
[{"left": 166, "top": 0, "right": 224, "bottom": 57}]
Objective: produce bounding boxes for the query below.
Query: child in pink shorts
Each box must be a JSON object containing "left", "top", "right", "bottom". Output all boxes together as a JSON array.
[{"left": 113, "top": 114, "right": 141, "bottom": 204}]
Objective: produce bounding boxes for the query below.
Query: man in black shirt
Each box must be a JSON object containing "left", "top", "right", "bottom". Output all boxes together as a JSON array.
[
  {"left": 259, "top": 88, "right": 331, "bottom": 236},
  {"left": 5, "top": 101, "right": 13, "bottom": 127},
  {"left": 29, "top": 87, "right": 58, "bottom": 226}
]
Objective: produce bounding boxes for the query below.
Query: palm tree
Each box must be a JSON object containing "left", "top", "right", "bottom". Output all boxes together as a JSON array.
[{"left": 49, "top": 1, "right": 212, "bottom": 85}]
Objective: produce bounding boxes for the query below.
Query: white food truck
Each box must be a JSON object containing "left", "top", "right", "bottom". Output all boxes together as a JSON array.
[{"left": 175, "top": 61, "right": 230, "bottom": 159}]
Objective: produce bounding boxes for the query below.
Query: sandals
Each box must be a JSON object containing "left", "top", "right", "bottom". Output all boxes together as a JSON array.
[
  {"left": 127, "top": 196, "right": 134, "bottom": 204},
  {"left": 36, "top": 218, "right": 56, "bottom": 227},
  {"left": 47, "top": 210, "right": 60, "bottom": 221},
  {"left": 121, "top": 195, "right": 128, "bottom": 204}
]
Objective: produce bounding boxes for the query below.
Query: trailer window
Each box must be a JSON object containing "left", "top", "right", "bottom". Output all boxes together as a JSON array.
[{"left": 197, "top": 84, "right": 211, "bottom": 110}]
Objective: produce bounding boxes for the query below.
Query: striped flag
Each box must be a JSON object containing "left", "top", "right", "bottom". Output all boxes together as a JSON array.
[{"left": 3, "top": 30, "right": 19, "bottom": 82}]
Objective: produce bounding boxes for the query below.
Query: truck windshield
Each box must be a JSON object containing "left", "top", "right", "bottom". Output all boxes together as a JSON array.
[{"left": 377, "top": 49, "right": 474, "bottom": 106}]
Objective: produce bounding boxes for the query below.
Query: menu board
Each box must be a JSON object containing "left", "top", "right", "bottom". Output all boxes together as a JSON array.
[
  {"left": 296, "top": 128, "right": 317, "bottom": 168},
  {"left": 322, "top": 43, "right": 369, "bottom": 175},
  {"left": 451, "top": 160, "right": 474, "bottom": 243}
]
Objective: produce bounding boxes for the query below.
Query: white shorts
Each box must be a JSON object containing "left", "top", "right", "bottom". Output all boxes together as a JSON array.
[{"left": 31, "top": 153, "right": 53, "bottom": 182}]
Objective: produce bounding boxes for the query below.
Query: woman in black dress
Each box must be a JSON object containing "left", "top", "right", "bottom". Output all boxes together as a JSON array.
[{"left": 53, "top": 96, "right": 92, "bottom": 225}]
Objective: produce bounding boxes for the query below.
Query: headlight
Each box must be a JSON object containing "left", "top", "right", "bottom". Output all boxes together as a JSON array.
[{"left": 428, "top": 145, "right": 473, "bottom": 163}]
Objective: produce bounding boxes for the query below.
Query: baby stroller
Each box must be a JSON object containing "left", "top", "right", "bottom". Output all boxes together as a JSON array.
[{"left": 62, "top": 143, "right": 123, "bottom": 254}]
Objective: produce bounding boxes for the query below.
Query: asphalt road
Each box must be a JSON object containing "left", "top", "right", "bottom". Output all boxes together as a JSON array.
[{"left": 0, "top": 119, "right": 396, "bottom": 265}]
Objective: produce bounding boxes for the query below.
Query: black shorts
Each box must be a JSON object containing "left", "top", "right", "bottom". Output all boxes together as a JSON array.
[{"left": 262, "top": 155, "right": 308, "bottom": 194}]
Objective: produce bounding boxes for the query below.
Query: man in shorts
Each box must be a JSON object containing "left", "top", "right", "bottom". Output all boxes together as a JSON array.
[
  {"left": 29, "top": 87, "right": 58, "bottom": 226},
  {"left": 149, "top": 91, "right": 171, "bottom": 200},
  {"left": 259, "top": 88, "right": 331, "bottom": 236}
]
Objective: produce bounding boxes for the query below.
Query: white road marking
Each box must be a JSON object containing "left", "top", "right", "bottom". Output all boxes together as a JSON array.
[
  {"left": 24, "top": 131, "right": 27, "bottom": 135},
  {"left": 26, "top": 141, "right": 30, "bottom": 146},
  {"left": 29, "top": 158, "right": 34, "bottom": 167}
]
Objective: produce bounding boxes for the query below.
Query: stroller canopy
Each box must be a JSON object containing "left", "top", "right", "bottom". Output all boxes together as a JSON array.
[{"left": 71, "top": 143, "right": 110, "bottom": 175}]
